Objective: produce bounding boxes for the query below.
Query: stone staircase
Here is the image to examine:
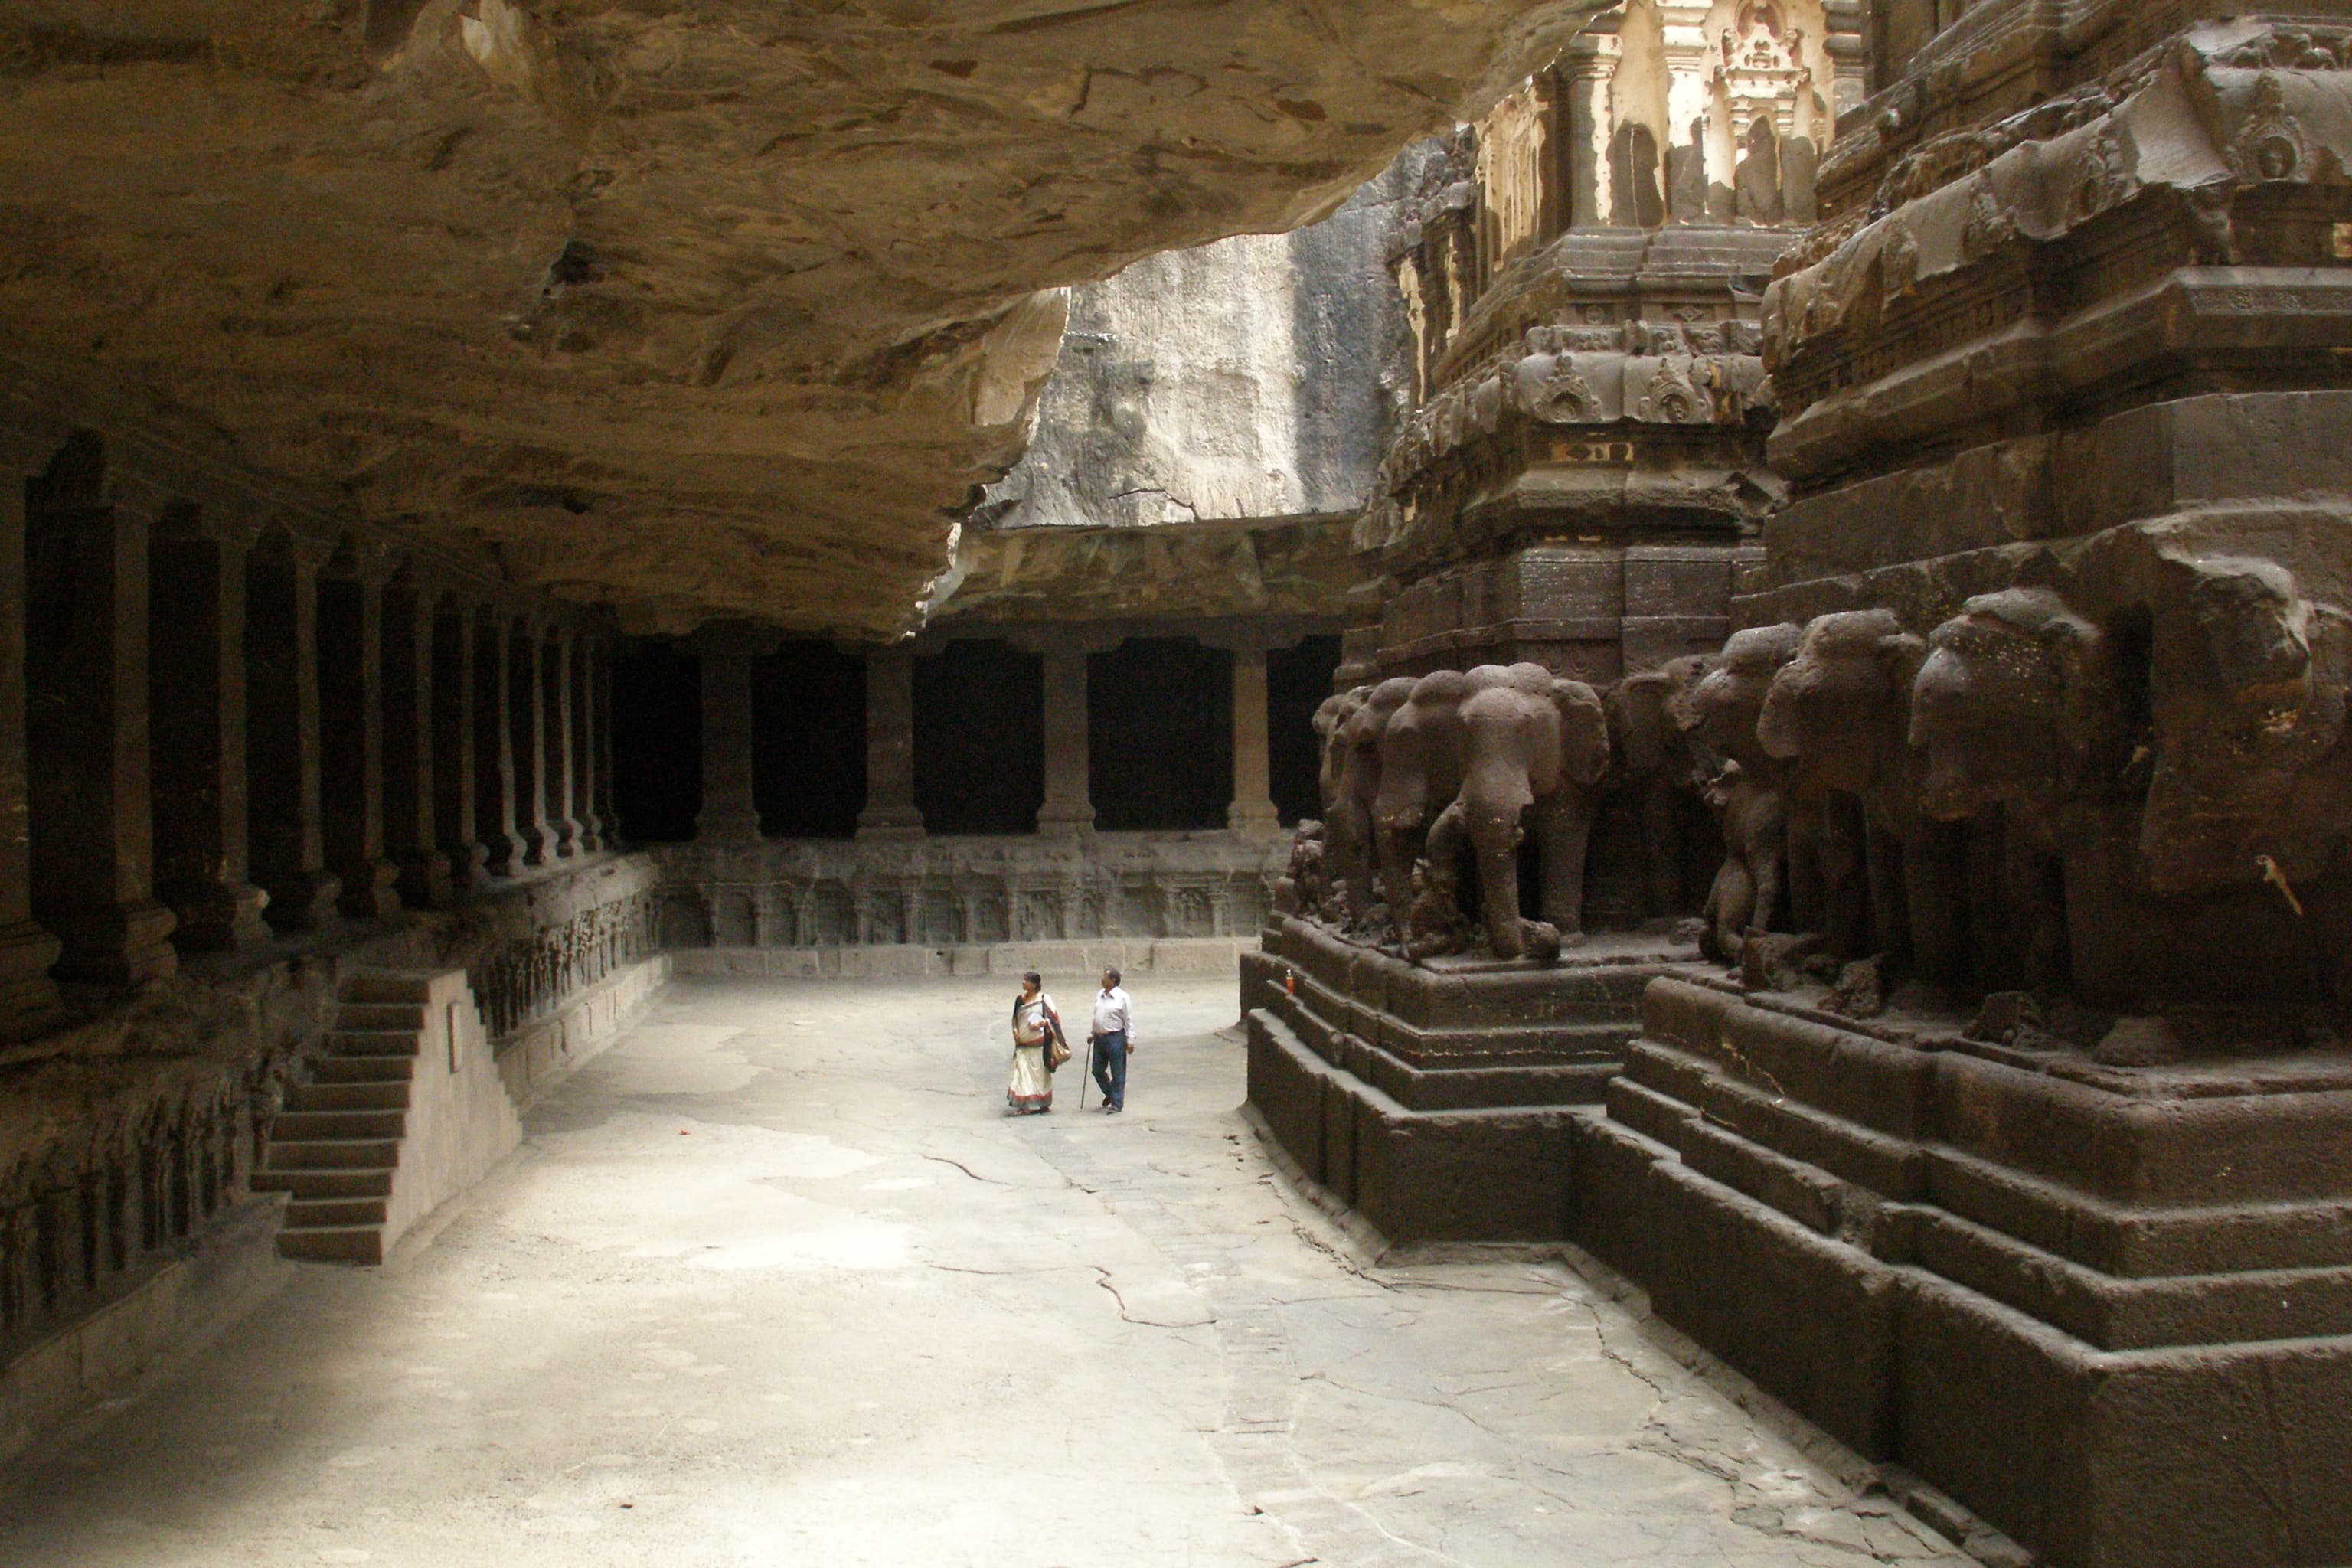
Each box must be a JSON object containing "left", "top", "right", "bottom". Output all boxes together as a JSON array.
[
  {"left": 256, "top": 968, "right": 524, "bottom": 1266},
  {"left": 256, "top": 973, "right": 432, "bottom": 1264}
]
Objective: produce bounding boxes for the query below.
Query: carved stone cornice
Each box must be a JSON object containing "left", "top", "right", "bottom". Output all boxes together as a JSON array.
[{"left": 1761, "top": 19, "right": 2352, "bottom": 476}]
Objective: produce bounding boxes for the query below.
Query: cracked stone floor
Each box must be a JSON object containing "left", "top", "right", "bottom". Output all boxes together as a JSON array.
[{"left": 0, "top": 974, "right": 1975, "bottom": 1567}]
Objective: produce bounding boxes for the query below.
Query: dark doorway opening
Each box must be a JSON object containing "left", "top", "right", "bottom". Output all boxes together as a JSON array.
[
  {"left": 753, "top": 642, "right": 865, "bottom": 838},
  {"left": 914, "top": 639, "right": 1043, "bottom": 835},
  {"left": 612, "top": 640, "right": 700, "bottom": 843},
  {"left": 1267, "top": 635, "right": 1342, "bottom": 826},
  {"left": 1089, "top": 638, "right": 1232, "bottom": 831}
]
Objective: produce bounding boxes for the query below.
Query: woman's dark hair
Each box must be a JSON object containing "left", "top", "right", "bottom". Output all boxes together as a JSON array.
[{"left": 1023, "top": 970, "right": 1042, "bottom": 988}]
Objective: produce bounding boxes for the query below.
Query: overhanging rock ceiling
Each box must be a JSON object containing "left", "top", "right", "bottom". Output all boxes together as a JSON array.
[{"left": 0, "top": 0, "right": 1606, "bottom": 636}]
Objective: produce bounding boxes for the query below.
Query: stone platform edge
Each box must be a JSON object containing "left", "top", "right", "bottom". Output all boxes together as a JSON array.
[{"left": 670, "top": 936, "right": 1256, "bottom": 981}]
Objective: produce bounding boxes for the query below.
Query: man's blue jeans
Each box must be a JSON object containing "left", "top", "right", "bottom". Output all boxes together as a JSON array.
[{"left": 1092, "top": 1029, "right": 1127, "bottom": 1109}]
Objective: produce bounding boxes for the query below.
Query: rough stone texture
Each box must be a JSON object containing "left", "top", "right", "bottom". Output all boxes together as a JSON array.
[
  {"left": 929, "top": 514, "right": 1364, "bottom": 626},
  {"left": 0, "top": 973, "right": 1973, "bottom": 1568},
  {"left": 980, "top": 157, "right": 1416, "bottom": 536},
  {"left": 0, "top": 0, "right": 1618, "bottom": 638}
]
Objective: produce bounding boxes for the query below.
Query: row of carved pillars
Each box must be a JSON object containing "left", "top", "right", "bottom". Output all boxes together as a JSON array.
[
  {"left": 0, "top": 436, "right": 615, "bottom": 1036},
  {"left": 691, "top": 629, "right": 1284, "bottom": 844}
]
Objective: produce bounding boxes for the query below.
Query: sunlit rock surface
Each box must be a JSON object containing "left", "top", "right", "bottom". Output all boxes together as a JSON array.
[{"left": 0, "top": 0, "right": 1604, "bottom": 635}]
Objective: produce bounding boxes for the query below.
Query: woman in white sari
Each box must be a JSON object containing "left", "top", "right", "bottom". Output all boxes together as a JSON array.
[{"left": 1007, "top": 971, "right": 1062, "bottom": 1115}]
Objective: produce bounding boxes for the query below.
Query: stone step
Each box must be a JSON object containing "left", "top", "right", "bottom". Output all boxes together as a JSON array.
[
  {"left": 270, "top": 1109, "right": 407, "bottom": 1142},
  {"left": 263, "top": 1138, "right": 400, "bottom": 1171},
  {"left": 328, "top": 1029, "right": 423, "bottom": 1058},
  {"left": 284, "top": 1080, "right": 410, "bottom": 1113},
  {"left": 276, "top": 1224, "right": 385, "bottom": 1266},
  {"left": 335, "top": 1001, "right": 426, "bottom": 1033},
  {"left": 250, "top": 1167, "right": 394, "bottom": 1200},
  {"left": 339, "top": 972, "right": 433, "bottom": 1005},
  {"left": 286, "top": 1196, "right": 390, "bottom": 1229},
  {"left": 312, "top": 1054, "right": 416, "bottom": 1083}
]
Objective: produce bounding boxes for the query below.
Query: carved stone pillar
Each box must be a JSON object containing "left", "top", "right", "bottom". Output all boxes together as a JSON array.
[
  {"left": 432, "top": 598, "right": 485, "bottom": 889},
  {"left": 247, "top": 534, "right": 340, "bottom": 931},
  {"left": 1560, "top": 42, "right": 1616, "bottom": 231},
  {"left": 1227, "top": 644, "right": 1282, "bottom": 837},
  {"left": 473, "top": 611, "right": 525, "bottom": 877},
  {"left": 0, "top": 470, "right": 61, "bottom": 1032},
  {"left": 509, "top": 616, "right": 554, "bottom": 867},
  {"left": 595, "top": 635, "right": 617, "bottom": 849},
  {"left": 856, "top": 645, "right": 924, "bottom": 841},
  {"left": 573, "top": 634, "right": 604, "bottom": 854},
  {"left": 149, "top": 511, "right": 270, "bottom": 951},
  {"left": 23, "top": 439, "right": 177, "bottom": 984},
  {"left": 318, "top": 555, "right": 400, "bottom": 921},
  {"left": 695, "top": 628, "right": 762, "bottom": 844},
  {"left": 1036, "top": 645, "right": 1095, "bottom": 837},
  {"left": 384, "top": 577, "right": 453, "bottom": 909},
  {"left": 546, "top": 625, "right": 582, "bottom": 859}
]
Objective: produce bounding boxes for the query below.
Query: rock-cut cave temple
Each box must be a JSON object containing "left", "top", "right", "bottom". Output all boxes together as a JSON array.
[{"left": 2, "top": 1, "right": 2351, "bottom": 1564}]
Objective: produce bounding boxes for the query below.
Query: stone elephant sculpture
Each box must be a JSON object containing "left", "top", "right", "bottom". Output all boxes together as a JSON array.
[
  {"left": 2137, "top": 550, "right": 2352, "bottom": 897},
  {"left": 1697, "top": 760, "right": 1787, "bottom": 965},
  {"left": 1377, "top": 665, "right": 1611, "bottom": 962},
  {"left": 1311, "top": 686, "right": 1371, "bottom": 923},
  {"left": 1439, "top": 667, "right": 1609, "bottom": 959},
  {"left": 1329, "top": 677, "right": 1414, "bottom": 932},
  {"left": 1758, "top": 609, "right": 1967, "bottom": 984},
  {"left": 1678, "top": 624, "right": 1811, "bottom": 959},
  {"left": 1909, "top": 587, "right": 2126, "bottom": 990},
  {"left": 1606, "top": 653, "right": 1715, "bottom": 919},
  {"left": 1372, "top": 669, "right": 1471, "bottom": 931}
]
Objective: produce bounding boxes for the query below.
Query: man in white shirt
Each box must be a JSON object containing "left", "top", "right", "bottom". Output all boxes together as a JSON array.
[{"left": 1089, "top": 967, "right": 1135, "bottom": 1115}]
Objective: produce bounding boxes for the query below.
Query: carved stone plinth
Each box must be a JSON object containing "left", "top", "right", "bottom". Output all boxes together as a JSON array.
[
  {"left": 1241, "top": 914, "right": 1704, "bottom": 1243},
  {"left": 1577, "top": 978, "right": 2352, "bottom": 1568}
]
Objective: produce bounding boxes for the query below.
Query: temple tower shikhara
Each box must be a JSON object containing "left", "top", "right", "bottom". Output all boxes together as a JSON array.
[{"left": 1251, "top": 3, "right": 2352, "bottom": 1566}]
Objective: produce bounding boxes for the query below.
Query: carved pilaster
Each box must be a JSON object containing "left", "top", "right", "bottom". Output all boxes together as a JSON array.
[
  {"left": 384, "top": 577, "right": 453, "bottom": 909},
  {"left": 694, "top": 625, "right": 764, "bottom": 844},
  {"left": 547, "top": 625, "right": 582, "bottom": 860},
  {"left": 856, "top": 645, "right": 924, "bottom": 841},
  {"left": 24, "top": 437, "right": 177, "bottom": 985},
  {"left": 1035, "top": 645, "right": 1095, "bottom": 837},
  {"left": 318, "top": 550, "right": 400, "bottom": 922},
  {"left": 474, "top": 610, "right": 525, "bottom": 877},
  {"left": 246, "top": 531, "right": 340, "bottom": 931},
  {"left": 432, "top": 598, "right": 486, "bottom": 888},
  {"left": 0, "top": 469, "right": 61, "bottom": 1032},
  {"left": 1225, "top": 644, "right": 1282, "bottom": 837},
  {"left": 148, "top": 511, "right": 271, "bottom": 952},
  {"left": 574, "top": 633, "right": 604, "bottom": 854},
  {"left": 511, "top": 616, "right": 554, "bottom": 867}
]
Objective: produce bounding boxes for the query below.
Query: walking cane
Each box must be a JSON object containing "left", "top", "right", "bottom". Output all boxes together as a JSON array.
[{"left": 1079, "top": 1034, "right": 1095, "bottom": 1110}]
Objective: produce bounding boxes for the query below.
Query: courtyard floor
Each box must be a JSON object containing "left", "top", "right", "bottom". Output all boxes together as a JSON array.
[{"left": 0, "top": 973, "right": 1969, "bottom": 1567}]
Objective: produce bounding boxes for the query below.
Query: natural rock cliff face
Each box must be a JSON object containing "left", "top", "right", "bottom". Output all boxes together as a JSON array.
[
  {"left": 0, "top": 0, "right": 1603, "bottom": 636},
  {"left": 982, "top": 152, "right": 1416, "bottom": 537}
]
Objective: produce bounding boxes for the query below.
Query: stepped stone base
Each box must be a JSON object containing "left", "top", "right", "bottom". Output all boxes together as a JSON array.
[
  {"left": 1574, "top": 978, "right": 2352, "bottom": 1568},
  {"left": 1241, "top": 914, "right": 1704, "bottom": 1243}
]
